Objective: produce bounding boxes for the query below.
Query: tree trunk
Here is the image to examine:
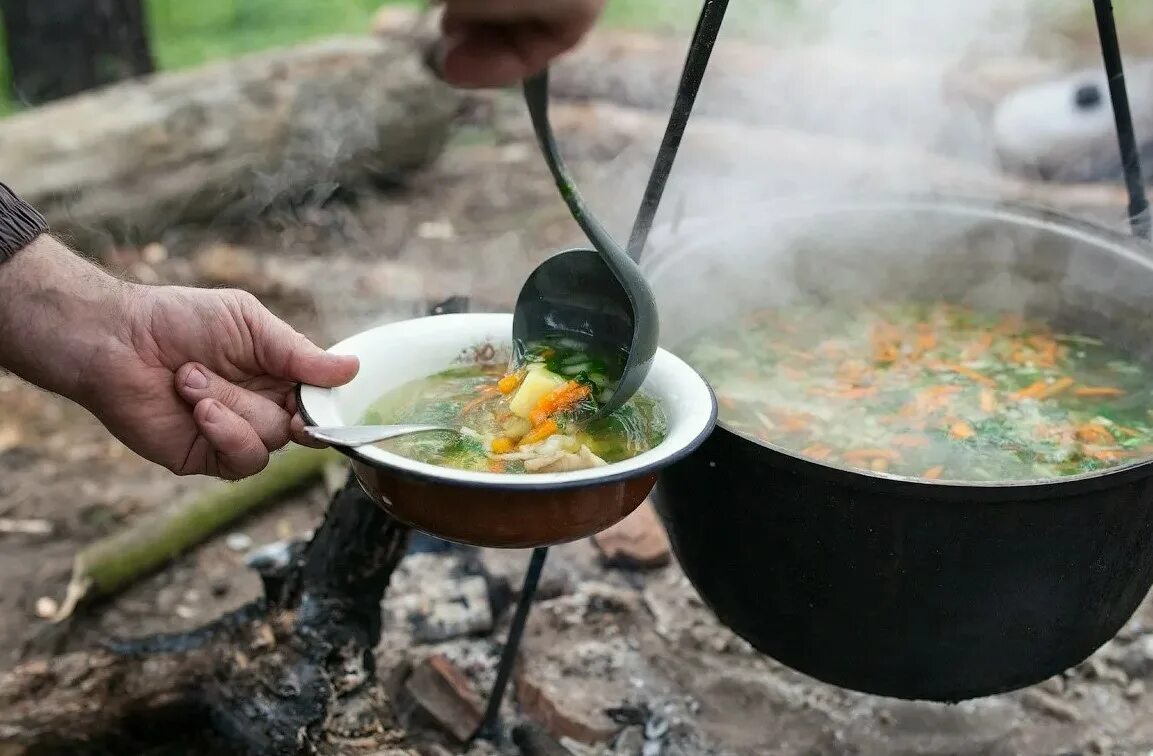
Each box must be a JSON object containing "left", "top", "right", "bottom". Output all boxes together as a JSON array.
[{"left": 0, "top": 0, "right": 155, "bottom": 105}]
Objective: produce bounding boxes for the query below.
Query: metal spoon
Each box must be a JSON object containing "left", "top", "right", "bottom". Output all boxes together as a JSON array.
[
  {"left": 304, "top": 424, "right": 459, "bottom": 447},
  {"left": 517, "top": 69, "right": 660, "bottom": 420}
]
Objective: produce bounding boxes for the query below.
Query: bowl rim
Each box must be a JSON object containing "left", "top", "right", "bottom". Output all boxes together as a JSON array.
[
  {"left": 297, "top": 313, "right": 718, "bottom": 491},
  {"left": 642, "top": 194, "right": 1153, "bottom": 493}
]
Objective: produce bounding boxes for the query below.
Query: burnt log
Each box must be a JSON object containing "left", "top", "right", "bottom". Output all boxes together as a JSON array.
[
  {"left": 0, "top": 35, "right": 462, "bottom": 249},
  {"left": 0, "top": 474, "right": 414, "bottom": 755},
  {"left": 0, "top": 0, "right": 155, "bottom": 105}
]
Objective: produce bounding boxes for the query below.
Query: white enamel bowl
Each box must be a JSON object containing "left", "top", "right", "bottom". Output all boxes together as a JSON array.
[{"left": 298, "top": 313, "right": 716, "bottom": 548}]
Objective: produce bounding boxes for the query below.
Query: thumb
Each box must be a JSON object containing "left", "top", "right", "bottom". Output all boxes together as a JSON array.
[{"left": 250, "top": 307, "right": 359, "bottom": 387}]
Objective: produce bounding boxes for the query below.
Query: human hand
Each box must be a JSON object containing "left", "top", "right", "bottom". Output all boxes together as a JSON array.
[
  {"left": 435, "top": 0, "right": 607, "bottom": 88},
  {"left": 79, "top": 285, "right": 358, "bottom": 480}
]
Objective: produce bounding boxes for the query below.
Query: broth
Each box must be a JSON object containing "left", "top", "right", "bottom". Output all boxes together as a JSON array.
[
  {"left": 683, "top": 302, "right": 1153, "bottom": 481},
  {"left": 363, "top": 338, "right": 667, "bottom": 474}
]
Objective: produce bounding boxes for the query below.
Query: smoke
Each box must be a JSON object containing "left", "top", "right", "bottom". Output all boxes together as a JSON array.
[{"left": 580, "top": 0, "right": 1090, "bottom": 237}]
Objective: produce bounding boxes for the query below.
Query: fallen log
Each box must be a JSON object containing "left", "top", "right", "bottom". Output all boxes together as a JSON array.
[
  {"left": 0, "top": 35, "right": 463, "bottom": 249},
  {"left": 51, "top": 445, "right": 340, "bottom": 622}
]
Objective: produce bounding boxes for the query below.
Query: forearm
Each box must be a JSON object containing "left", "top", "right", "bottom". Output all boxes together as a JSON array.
[{"left": 0, "top": 234, "right": 132, "bottom": 402}]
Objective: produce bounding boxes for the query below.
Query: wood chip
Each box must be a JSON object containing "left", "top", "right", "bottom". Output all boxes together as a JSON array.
[
  {"left": 0, "top": 518, "right": 53, "bottom": 536},
  {"left": 1020, "top": 689, "right": 1080, "bottom": 722},
  {"left": 591, "top": 500, "right": 671, "bottom": 570}
]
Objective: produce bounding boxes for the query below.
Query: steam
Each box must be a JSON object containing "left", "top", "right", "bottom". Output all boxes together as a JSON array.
[{"left": 302, "top": 0, "right": 1105, "bottom": 344}]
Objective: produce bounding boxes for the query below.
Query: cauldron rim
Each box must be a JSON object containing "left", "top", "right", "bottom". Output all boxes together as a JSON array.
[
  {"left": 645, "top": 193, "right": 1153, "bottom": 499},
  {"left": 709, "top": 422, "right": 1153, "bottom": 501}
]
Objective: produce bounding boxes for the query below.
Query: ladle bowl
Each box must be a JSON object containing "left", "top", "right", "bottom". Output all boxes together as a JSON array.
[
  {"left": 297, "top": 313, "right": 715, "bottom": 549},
  {"left": 644, "top": 196, "right": 1153, "bottom": 701}
]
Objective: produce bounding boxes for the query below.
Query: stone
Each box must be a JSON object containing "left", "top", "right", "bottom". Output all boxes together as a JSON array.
[
  {"left": 515, "top": 673, "right": 622, "bottom": 745},
  {"left": 1020, "top": 689, "right": 1080, "bottom": 723},
  {"left": 225, "top": 532, "right": 253, "bottom": 552},
  {"left": 408, "top": 575, "right": 493, "bottom": 644},
  {"left": 393, "top": 655, "right": 484, "bottom": 743},
  {"left": 1117, "top": 635, "right": 1153, "bottom": 680},
  {"left": 591, "top": 501, "right": 671, "bottom": 570}
]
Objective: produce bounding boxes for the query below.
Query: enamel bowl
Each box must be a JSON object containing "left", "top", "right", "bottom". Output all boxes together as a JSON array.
[{"left": 298, "top": 313, "right": 716, "bottom": 549}]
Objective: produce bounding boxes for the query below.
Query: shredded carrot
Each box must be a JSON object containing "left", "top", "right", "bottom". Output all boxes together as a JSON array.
[
  {"left": 825, "top": 386, "right": 879, "bottom": 399},
  {"left": 941, "top": 364, "right": 996, "bottom": 387},
  {"left": 1085, "top": 448, "right": 1128, "bottom": 462},
  {"left": 922, "top": 465, "right": 945, "bottom": 480},
  {"left": 1013, "top": 381, "right": 1048, "bottom": 400},
  {"left": 980, "top": 389, "right": 997, "bottom": 413},
  {"left": 497, "top": 373, "right": 523, "bottom": 395},
  {"left": 1036, "top": 377, "right": 1074, "bottom": 400},
  {"left": 1075, "top": 423, "right": 1116, "bottom": 446},
  {"left": 801, "top": 443, "right": 833, "bottom": 460},
  {"left": 891, "top": 434, "right": 930, "bottom": 448},
  {"left": 1073, "top": 386, "right": 1125, "bottom": 398},
  {"left": 529, "top": 381, "right": 592, "bottom": 426},
  {"left": 521, "top": 419, "right": 559, "bottom": 445},
  {"left": 962, "top": 332, "right": 994, "bottom": 360},
  {"left": 843, "top": 448, "right": 901, "bottom": 462},
  {"left": 870, "top": 458, "right": 890, "bottom": 472},
  {"left": 491, "top": 437, "right": 516, "bottom": 454},
  {"left": 948, "top": 421, "right": 975, "bottom": 440},
  {"left": 781, "top": 414, "right": 811, "bottom": 433},
  {"left": 462, "top": 386, "right": 501, "bottom": 415},
  {"left": 780, "top": 366, "right": 807, "bottom": 380}
]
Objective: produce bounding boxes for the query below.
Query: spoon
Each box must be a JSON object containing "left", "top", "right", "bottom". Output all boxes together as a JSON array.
[
  {"left": 304, "top": 424, "right": 459, "bottom": 447},
  {"left": 517, "top": 69, "right": 660, "bottom": 420}
]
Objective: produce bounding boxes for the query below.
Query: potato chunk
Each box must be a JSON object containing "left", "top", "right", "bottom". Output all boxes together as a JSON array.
[{"left": 508, "top": 366, "right": 566, "bottom": 419}]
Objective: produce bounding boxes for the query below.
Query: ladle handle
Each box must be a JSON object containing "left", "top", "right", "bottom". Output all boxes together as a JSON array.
[{"left": 522, "top": 70, "right": 638, "bottom": 286}]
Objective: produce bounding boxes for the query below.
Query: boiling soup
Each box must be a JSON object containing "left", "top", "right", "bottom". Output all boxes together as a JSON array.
[
  {"left": 364, "top": 337, "right": 667, "bottom": 474},
  {"left": 683, "top": 302, "right": 1153, "bottom": 482}
]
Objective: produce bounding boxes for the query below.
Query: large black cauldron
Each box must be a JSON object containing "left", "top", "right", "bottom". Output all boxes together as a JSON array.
[{"left": 645, "top": 197, "right": 1153, "bottom": 701}]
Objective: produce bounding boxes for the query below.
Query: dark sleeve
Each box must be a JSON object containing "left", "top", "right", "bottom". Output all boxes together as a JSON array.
[{"left": 0, "top": 182, "right": 49, "bottom": 264}]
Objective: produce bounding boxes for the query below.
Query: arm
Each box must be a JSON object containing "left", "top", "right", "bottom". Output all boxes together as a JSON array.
[
  {"left": 0, "top": 185, "right": 357, "bottom": 480},
  {"left": 0, "top": 231, "right": 131, "bottom": 404}
]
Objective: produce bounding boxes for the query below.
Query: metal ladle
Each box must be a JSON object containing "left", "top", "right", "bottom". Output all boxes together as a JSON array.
[{"left": 513, "top": 69, "right": 660, "bottom": 420}]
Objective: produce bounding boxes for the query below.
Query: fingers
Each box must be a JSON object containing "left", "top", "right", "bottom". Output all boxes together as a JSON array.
[
  {"left": 436, "top": 0, "right": 604, "bottom": 87},
  {"left": 240, "top": 297, "right": 360, "bottom": 387},
  {"left": 290, "top": 412, "right": 327, "bottom": 449},
  {"left": 442, "top": 0, "right": 602, "bottom": 25},
  {"left": 176, "top": 363, "right": 292, "bottom": 449},
  {"left": 438, "top": 24, "right": 553, "bottom": 88},
  {"left": 193, "top": 399, "right": 270, "bottom": 480}
]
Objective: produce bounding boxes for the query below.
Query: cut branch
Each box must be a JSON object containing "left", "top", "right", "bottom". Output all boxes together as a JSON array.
[{"left": 53, "top": 446, "right": 338, "bottom": 622}]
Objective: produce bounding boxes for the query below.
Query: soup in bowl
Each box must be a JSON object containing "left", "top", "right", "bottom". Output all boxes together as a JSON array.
[{"left": 297, "top": 313, "right": 716, "bottom": 548}]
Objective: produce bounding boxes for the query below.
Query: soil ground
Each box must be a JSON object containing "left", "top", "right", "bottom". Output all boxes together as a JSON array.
[{"left": 3, "top": 66, "right": 1153, "bottom": 755}]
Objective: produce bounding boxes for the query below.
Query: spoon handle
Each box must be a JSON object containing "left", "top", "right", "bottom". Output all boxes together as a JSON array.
[
  {"left": 522, "top": 70, "right": 636, "bottom": 285},
  {"left": 304, "top": 425, "right": 456, "bottom": 447}
]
